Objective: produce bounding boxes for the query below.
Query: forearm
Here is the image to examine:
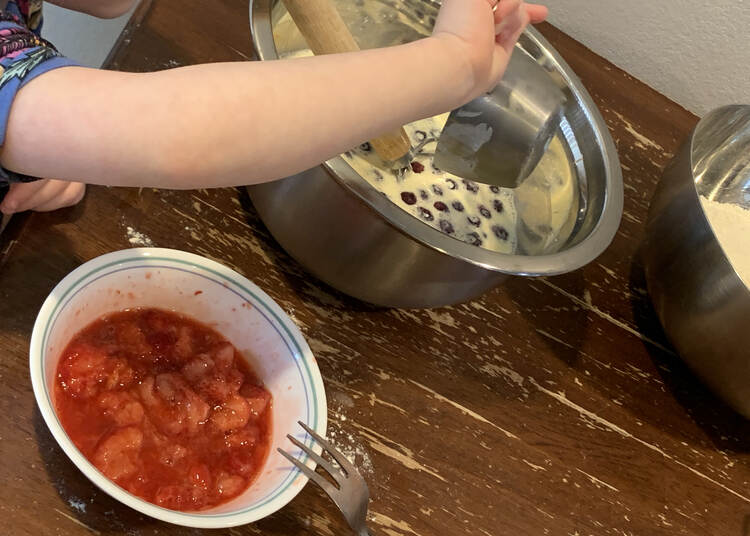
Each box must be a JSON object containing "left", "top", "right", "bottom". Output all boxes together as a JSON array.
[
  {"left": 2, "top": 36, "right": 471, "bottom": 189},
  {"left": 46, "top": 0, "right": 137, "bottom": 19}
]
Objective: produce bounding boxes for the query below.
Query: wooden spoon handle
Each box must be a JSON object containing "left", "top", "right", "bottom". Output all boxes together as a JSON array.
[
  {"left": 281, "top": 0, "right": 412, "bottom": 164},
  {"left": 281, "top": 0, "right": 358, "bottom": 55}
]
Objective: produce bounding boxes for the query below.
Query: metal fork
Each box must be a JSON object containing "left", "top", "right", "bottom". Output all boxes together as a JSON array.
[{"left": 279, "top": 421, "right": 372, "bottom": 536}]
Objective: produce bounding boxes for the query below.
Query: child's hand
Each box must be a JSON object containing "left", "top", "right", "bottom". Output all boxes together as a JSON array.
[
  {"left": 0, "top": 179, "right": 86, "bottom": 214},
  {"left": 433, "top": 0, "right": 548, "bottom": 101}
]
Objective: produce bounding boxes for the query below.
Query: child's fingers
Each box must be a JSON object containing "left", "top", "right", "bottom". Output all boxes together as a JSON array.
[
  {"left": 0, "top": 180, "right": 48, "bottom": 214},
  {"left": 495, "top": 0, "right": 525, "bottom": 38},
  {"left": 526, "top": 4, "right": 549, "bottom": 24},
  {"left": 494, "top": 0, "right": 522, "bottom": 25},
  {"left": 32, "top": 182, "right": 86, "bottom": 212},
  {"left": 13, "top": 180, "right": 69, "bottom": 212},
  {"left": 1, "top": 179, "right": 81, "bottom": 213},
  {"left": 494, "top": 2, "right": 546, "bottom": 35},
  {"left": 496, "top": 7, "right": 531, "bottom": 55}
]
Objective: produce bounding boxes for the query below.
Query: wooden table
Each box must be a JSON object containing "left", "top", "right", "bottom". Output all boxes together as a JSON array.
[{"left": 2, "top": 1, "right": 749, "bottom": 535}]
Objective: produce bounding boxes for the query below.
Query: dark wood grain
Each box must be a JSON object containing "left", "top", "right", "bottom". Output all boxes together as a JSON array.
[{"left": 2, "top": 2, "right": 749, "bottom": 535}]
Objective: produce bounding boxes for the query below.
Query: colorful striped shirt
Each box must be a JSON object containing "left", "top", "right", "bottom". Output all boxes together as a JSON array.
[{"left": 0, "top": 0, "right": 78, "bottom": 199}]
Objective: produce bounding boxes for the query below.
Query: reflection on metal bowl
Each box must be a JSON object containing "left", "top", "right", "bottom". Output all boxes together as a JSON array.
[{"left": 247, "top": 0, "right": 623, "bottom": 308}]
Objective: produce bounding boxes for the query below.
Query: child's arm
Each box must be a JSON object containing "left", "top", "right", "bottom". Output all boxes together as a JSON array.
[{"left": 1, "top": 0, "right": 547, "bottom": 193}]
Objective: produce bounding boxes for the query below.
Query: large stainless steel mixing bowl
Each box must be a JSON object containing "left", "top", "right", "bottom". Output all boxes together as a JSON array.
[
  {"left": 247, "top": 0, "right": 623, "bottom": 308},
  {"left": 645, "top": 105, "right": 750, "bottom": 417}
]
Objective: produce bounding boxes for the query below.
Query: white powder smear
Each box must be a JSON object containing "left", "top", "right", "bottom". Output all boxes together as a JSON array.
[
  {"left": 326, "top": 424, "right": 374, "bottom": 478},
  {"left": 326, "top": 395, "right": 374, "bottom": 479},
  {"left": 67, "top": 497, "right": 87, "bottom": 513},
  {"left": 700, "top": 198, "right": 750, "bottom": 287},
  {"left": 126, "top": 226, "right": 154, "bottom": 247}
]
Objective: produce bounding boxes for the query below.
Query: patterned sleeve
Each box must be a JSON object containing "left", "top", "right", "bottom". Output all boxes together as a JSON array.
[{"left": 0, "top": 9, "right": 79, "bottom": 198}]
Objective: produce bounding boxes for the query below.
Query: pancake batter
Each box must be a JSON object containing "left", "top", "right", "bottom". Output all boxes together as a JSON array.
[{"left": 344, "top": 114, "right": 518, "bottom": 253}]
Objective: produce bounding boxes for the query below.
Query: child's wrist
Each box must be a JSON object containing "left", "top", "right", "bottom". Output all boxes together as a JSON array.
[{"left": 425, "top": 34, "right": 478, "bottom": 109}]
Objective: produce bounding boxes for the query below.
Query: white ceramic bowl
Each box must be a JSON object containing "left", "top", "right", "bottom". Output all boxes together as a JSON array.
[{"left": 30, "top": 248, "right": 327, "bottom": 528}]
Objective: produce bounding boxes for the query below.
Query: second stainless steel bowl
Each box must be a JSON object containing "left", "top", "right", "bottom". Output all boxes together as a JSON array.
[
  {"left": 248, "top": 0, "right": 623, "bottom": 308},
  {"left": 645, "top": 105, "right": 750, "bottom": 417}
]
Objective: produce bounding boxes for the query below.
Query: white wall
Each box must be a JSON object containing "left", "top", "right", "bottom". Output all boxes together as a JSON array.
[
  {"left": 41, "top": 1, "right": 137, "bottom": 68},
  {"left": 545, "top": 0, "right": 750, "bottom": 115}
]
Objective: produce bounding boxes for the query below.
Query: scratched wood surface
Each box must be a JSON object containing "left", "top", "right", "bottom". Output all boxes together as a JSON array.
[{"left": 2, "top": 1, "right": 749, "bottom": 535}]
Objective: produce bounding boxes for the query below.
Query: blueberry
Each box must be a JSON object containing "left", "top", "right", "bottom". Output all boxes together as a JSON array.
[
  {"left": 434, "top": 201, "right": 449, "bottom": 212},
  {"left": 411, "top": 161, "right": 425, "bottom": 173},
  {"left": 466, "top": 232, "right": 483, "bottom": 246},
  {"left": 467, "top": 216, "right": 481, "bottom": 227},
  {"left": 439, "top": 220, "right": 455, "bottom": 234},
  {"left": 493, "top": 199, "right": 504, "bottom": 213},
  {"left": 452, "top": 201, "right": 465, "bottom": 212},
  {"left": 479, "top": 205, "right": 491, "bottom": 219},
  {"left": 446, "top": 179, "right": 458, "bottom": 190},
  {"left": 463, "top": 180, "right": 479, "bottom": 193},
  {"left": 419, "top": 189, "right": 429, "bottom": 200},
  {"left": 401, "top": 192, "right": 417, "bottom": 205},
  {"left": 432, "top": 184, "right": 443, "bottom": 196},
  {"left": 490, "top": 185, "right": 501, "bottom": 194},
  {"left": 360, "top": 142, "right": 372, "bottom": 152},
  {"left": 418, "top": 207, "right": 434, "bottom": 221},
  {"left": 492, "top": 225, "right": 509, "bottom": 240},
  {"left": 415, "top": 130, "right": 428, "bottom": 141}
]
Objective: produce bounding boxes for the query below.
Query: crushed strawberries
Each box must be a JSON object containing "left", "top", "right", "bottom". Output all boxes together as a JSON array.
[{"left": 55, "top": 308, "right": 272, "bottom": 511}]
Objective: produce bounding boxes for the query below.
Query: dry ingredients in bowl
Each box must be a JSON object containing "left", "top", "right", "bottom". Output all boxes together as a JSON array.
[{"left": 700, "top": 198, "right": 750, "bottom": 287}]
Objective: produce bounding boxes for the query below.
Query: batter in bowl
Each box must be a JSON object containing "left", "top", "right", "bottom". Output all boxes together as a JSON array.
[
  {"left": 343, "top": 113, "right": 578, "bottom": 255},
  {"left": 344, "top": 114, "right": 518, "bottom": 253}
]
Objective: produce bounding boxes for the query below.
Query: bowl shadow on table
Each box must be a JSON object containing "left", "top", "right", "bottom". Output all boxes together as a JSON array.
[
  {"left": 235, "top": 187, "right": 384, "bottom": 316},
  {"left": 0, "top": 223, "right": 85, "bottom": 339},
  {"left": 628, "top": 247, "right": 750, "bottom": 454},
  {"left": 503, "top": 270, "right": 590, "bottom": 369}
]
